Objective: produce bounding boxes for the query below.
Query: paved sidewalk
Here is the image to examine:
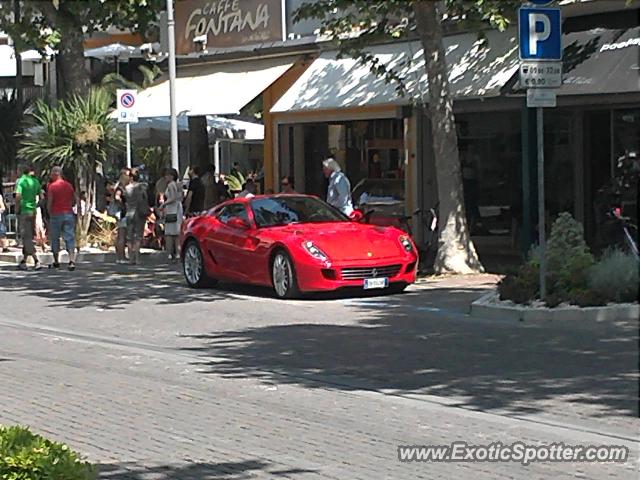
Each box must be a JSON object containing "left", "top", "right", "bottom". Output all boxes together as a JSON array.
[
  {"left": 1, "top": 327, "right": 637, "bottom": 480},
  {"left": 0, "top": 246, "right": 166, "bottom": 266}
]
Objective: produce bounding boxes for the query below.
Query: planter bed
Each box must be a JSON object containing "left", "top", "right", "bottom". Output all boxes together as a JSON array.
[{"left": 471, "top": 290, "right": 639, "bottom": 325}]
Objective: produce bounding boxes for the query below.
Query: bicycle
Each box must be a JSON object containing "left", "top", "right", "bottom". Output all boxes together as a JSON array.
[
  {"left": 353, "top": 204, "right": 439, "bottom": 272},
  {"left": 608, "top": 207, "right": 639, "bottom": 259}
]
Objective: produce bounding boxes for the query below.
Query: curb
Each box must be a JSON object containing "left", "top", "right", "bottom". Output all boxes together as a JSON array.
[
  {"left": 470, "top": 290, "right": 639, "bottom": 327},
  {"left": 0, "top": 250, "right": 167, "bottom": 266}
]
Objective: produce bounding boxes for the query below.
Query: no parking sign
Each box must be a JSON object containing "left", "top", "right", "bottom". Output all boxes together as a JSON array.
[{"left": 117, "top": 89, "right": 138, "bottom": 124}]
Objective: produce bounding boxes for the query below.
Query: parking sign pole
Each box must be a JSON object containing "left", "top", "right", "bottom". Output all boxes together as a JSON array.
[
  {"left": 126, "top": 123, "right": 132, "bottom": 169},
  {"left": 536, "top": 107, "right": 546, "bottom": 300}
]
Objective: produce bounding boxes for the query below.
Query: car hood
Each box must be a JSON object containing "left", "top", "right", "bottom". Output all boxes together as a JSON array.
[{"left": 275, "top": 222, "right": 405, "bottom": 261}]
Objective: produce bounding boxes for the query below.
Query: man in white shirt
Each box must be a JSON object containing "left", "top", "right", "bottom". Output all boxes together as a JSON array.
[{"left": 322, "top": 158, "right": 353, "bottom": 216}]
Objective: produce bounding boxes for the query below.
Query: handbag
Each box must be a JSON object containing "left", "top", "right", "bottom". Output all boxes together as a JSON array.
[{"left": 165, "top": 213, "right": 178, "bottom": 223}]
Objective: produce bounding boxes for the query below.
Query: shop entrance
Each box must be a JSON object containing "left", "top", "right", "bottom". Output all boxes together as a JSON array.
[{"left": 278, "top": 118, "right": 407, "bottom": 225}]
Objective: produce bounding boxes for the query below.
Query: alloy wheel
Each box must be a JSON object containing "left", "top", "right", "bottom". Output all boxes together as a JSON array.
[
  {"left": 272, "top": 253, "right": 292, "bottom": 298},
  {"left": 184, "top": 242, "right": 203, "bottom": 286}
]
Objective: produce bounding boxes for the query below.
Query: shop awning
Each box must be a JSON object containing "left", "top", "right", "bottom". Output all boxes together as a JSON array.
[
  {"left": 271, "top": 29, "right": 519, "bottom": 114},
  {"left": 134, "top": 56, "right": 297, "bottom": 118},
  {"left": 558, "top": 27, "right": 640, "bottom": 96}
]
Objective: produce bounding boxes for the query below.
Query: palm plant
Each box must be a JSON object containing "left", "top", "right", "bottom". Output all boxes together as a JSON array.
[
  {"left": 19, "top": 88, "right": 124, "bottom": 244},
  {"left": 100, "top": 64, "right": 162, "bottom": 101},
  {"left": 225, "top": 172, "right": 245, "bottom": 193}
]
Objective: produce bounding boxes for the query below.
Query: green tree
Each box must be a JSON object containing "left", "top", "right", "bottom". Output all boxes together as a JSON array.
[
  {"left": 295, "top": 0, "right": 519, "bottom": 274},
  {"left": 19, "top": 88, "right": 124, "bottom": 243},
  {"left": 0, "top": 0, "right": 163, "bottom": 97}
]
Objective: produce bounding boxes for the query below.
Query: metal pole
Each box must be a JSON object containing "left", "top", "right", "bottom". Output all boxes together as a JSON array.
[
  {"left": 536, "top": 107, "right": 546, "bottom": 300},
  {"left": 166, "top": 0, "right": 180, "bottom": 171},
  {"left": 14, "top": 0, "right": 23, "bottom": 106},
  {"left": 126, "top": 123, "right": 132, "bottom": 168}
]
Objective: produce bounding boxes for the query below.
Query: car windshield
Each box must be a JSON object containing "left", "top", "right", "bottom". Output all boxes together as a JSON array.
[{"left": 251, "top": 196, "right": 348, "bottom": 228}]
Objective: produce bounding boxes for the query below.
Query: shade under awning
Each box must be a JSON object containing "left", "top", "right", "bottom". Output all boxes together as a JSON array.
[
  {"left": 135, "top": 56, "right": 297, "bottom": 118},
  {"left": 558, "top": 27, "right": 640, "bottom": 96},
  {"left": 271, "top": 29, "right": 519, "bottom": 114}
]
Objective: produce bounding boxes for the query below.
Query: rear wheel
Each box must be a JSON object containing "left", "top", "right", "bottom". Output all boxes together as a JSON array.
[
  {"left": 183, "top": 240, "right": 216, "bottom": 288},
  {"left": 272, "top": 250, "right": 299, "bottom": 299}
]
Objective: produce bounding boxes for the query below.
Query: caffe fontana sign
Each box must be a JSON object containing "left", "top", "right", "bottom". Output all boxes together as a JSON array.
[{"left": 176, "top": 0, "right": 283, "bottom": 54}]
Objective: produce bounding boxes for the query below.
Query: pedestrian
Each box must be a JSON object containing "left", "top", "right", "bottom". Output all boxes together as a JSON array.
[
  {"left": 47, "top": 166, "right": 77, "bottom": 271},
  {"left": 237, "top": 178, "right": 257, "bottom": 199},
  {"left": 15, "top": 164, "right": 43, "bottom": 270},
  {"left": 281, "top": 176, "right": 295, "bottom": 194},
  {"left": 115, "top": 168, "right": 131, "bottom": 191},
  {"left": 217, "top": 174, "right": 230, "bottom": 203},
  {"left": 159, "top": 168, "right": 183, "bottom": 262},
  {"left": 230, "top": 162, "right": 241, "bottom": 178},
  {"left": 183, "top": 166, "right": 205, "bottom": 215},
  {"left": 0, "top": 182, "right": 8, "bottom": 253},
  {"left": 154, "top": 168, "right": 169, "bottom": 206},
  {"left": 201, "top": 163, "right": 218, "bottom": 209},
  {"left": 107, "top": 186, "right": 128, "bottom": 263},
  {"left": 322, "top": 158, "right": 354, "bottom": 215},
  {"left": 125, "top": 168, "right": 149, "bottom": 265}
]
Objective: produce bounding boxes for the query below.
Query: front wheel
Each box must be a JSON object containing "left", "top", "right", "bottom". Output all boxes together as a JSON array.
[
  {"left": 272, "top": 251, "right": 300, "bottom": 299},
  {"left": 183, "top": 240, "right": 216, "bottom": 288}
]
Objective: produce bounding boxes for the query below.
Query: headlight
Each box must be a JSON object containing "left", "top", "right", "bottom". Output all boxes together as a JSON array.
[
  {"left": 399, "top": 235, "right": 414, "bottom": 252},
  {"left": 303, "top": 241, "right": 329, "bottom": 261}
]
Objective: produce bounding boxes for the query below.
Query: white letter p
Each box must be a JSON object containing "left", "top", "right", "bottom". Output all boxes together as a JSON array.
[{"left": 529, "top": 13, "right": 551, "bottom": 56}]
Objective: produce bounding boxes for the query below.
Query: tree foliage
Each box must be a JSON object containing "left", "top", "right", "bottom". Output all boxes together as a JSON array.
[
  {"left": 0, "top": 0, "right": 162, "bottom": 51},
  {"left": 0, "top": 0, "right": 164, "bottom": 96},
  {"left": 294, "top": 0, "right": 520, "bottom": 96}
]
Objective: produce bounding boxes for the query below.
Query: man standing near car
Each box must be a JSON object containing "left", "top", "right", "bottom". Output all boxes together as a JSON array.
[
  {"left": 183, "top": 166, "right": 205, "bottom": 215},
  {"left": 322, "top": 158, "right": 353, "bottom": 216},
  {"left": 47, "top": 166, "right": 77, "bottom": 271},
  {"left": 15, "top": 164, "right": 43, "bottom": 271}
]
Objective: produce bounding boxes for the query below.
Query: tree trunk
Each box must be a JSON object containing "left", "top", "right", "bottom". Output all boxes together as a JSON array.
[
  {"left": 188, "top": 116, "right": 210, "bottom": 172},
  {"left": 413, "top": 1, "right": 484, "bottom": 274},
  {"left": 57, "top": 26, "right": 90, "bottom": 98},
  {"left": 75, "top": 161, "right": 96, "bottom": 250}
]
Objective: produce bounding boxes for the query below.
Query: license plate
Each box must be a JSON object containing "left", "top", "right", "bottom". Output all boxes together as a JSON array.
[{"left": 363, "top": 277, "right": 389, "bottom": 290}]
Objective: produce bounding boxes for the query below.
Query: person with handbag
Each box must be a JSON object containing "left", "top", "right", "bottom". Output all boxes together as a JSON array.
[
  {"left": 124, "top": 168, "right": 149, "bottom": 265},
  {"left": 107, "top": 186, "right": 128, "bottom": 263},
  {"left": 159, "top": 168, "right": 183, "bottom": 262}
]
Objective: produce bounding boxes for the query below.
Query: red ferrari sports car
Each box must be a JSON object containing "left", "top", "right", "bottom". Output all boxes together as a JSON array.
[{"left": 180, "top": 195, "right": 418, "bottom": 298}]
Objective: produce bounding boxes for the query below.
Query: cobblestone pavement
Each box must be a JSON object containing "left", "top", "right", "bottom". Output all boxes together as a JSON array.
[{"left": 0, "top": 264, "right": 638, "bottom": 479}]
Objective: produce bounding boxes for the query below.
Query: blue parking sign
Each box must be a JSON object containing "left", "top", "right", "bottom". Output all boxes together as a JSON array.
[{"left": 519, "top": 7, "right": 562, "bottom": 61}]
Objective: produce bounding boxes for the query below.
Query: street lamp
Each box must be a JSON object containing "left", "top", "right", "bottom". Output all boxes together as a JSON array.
[{"left": 166, "top": 0, "right": 179, "bottom": 171}]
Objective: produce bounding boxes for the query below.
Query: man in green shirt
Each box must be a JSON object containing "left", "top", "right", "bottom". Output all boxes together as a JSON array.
[{"left": 15, "top": 164, "right": 42, "bottom": 270}]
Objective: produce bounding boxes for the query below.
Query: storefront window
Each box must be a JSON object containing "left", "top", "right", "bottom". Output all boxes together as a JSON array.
[
  {"left": 544, "top": 112, "right": 575, "bottom": 218},
  {"left": 588, "top": 107, "right": 639, "bottom": 249},
  {"left": 613, "top": 108, "right": 639, "bottom": 223},
  {"left": 456, "top": 113, "right": 521, "bottom": 238}
]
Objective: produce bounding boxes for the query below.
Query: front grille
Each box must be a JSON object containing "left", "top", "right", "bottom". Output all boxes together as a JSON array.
[{"left": 340, "top": 264, "right": 402, "bottom": 280}]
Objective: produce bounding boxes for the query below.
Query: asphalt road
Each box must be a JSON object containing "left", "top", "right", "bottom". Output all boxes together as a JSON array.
[{"left": 0, "top": 263, "right": 638, "bottom": 479}]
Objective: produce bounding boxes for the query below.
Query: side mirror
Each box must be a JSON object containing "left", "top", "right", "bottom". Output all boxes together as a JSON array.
[{"left": 227, "top": 217, "right": 250, "bottom": 230}]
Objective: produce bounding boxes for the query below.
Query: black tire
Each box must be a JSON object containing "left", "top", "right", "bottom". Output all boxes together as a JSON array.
[
  {"left": 271, "top": 250, "right": 300, "bottom": 299},
  {"left": 182, "top": 240, "right": 216, "bottom": 289}
]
